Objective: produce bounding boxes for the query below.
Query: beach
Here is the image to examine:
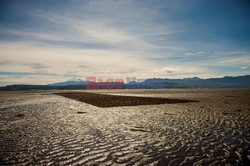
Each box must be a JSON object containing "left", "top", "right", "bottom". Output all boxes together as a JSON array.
[{"left": 0, "top": 89, "right": 250, "bottom": 165}]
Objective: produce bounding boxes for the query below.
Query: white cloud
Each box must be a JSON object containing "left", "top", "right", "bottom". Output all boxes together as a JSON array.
[
  {"left": 161, "top": 67, "right": 179, "bottom": 73},
  {"left": 0, "top": 41, "right": 157, "bottom": 82},
  {"left": 240, "top": 66, "right": 247, "bottom": 69},
  {"left": 184, "top": 51, "right": 207, "bottom": 56},
  {"left": 152, "top": 65, "right": 207, "bottom": 77}
]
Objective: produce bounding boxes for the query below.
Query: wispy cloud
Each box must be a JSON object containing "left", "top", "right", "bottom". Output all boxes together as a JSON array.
[
  {"left": 184, "top": 51, "right": 208, "bottom": 56},
  {"left": 0, "top": 71, "right": 81, "bottom": 78},
  {"left": 240, "top": 66, "right": 247, "bottom": 70},
  {"left": 0, "top": 0, "right": 249, "bottom": 85},
  {"left": 218, "top": 56, "right": 250, "bottom": 66}
]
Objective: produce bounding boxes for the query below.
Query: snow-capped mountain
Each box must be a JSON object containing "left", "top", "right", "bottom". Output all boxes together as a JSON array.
[
  {"left": 47, "top": 78, "right": 87, "bottom": 86},
  {"left": 68, "top": 77, "right": 83, "bottom": 82}
]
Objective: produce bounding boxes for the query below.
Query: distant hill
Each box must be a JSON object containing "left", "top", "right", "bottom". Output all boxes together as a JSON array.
[
  {"left": 163, "top": 75, "right": 250, "bottom": 88},
  {"left": 0, "top": 75, "right": 250, "bottom": 90},
  {"left": 0, "top": 84, "right": 87, "bottom": 91}
]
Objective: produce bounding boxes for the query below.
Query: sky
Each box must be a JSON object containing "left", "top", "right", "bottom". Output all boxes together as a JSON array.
[{"left": 0, "top": 0, "right": 250, "bottom": 85}]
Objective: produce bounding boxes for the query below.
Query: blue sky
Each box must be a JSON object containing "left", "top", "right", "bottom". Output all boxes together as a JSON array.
[{"left": 0, "top": 0, "right": 249, "bottom": 85}]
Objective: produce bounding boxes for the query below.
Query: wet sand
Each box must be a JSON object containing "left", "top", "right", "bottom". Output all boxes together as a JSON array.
[
  {"left": 55, "top": 92, "right": 197, "bottom": 107},
  {"left": 0, "top": 89, "right": 250, "bottom": 165}
]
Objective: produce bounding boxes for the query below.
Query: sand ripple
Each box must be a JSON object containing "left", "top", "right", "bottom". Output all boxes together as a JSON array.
[{"left": 0, "top": 89, "right": 250, "bottom": 165}]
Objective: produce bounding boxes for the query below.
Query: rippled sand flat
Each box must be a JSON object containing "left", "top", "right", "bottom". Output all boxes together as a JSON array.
[{"left": 0, "top": 89, "right": 250, "bottom": 165}]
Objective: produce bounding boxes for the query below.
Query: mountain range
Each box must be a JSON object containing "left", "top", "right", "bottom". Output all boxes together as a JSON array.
[{"left": 0, "top": 75, "right": 250, "bottom": 90}]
